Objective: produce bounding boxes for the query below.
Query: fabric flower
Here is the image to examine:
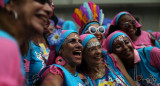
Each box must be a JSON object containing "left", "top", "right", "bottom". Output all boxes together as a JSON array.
[{"left": 47, "top": 29, "right": 63, "bottom": 46}]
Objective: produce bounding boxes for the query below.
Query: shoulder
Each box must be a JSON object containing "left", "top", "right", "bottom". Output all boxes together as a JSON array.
[{"left": 0, "top": 37, "right": 20, "bottom": 56}]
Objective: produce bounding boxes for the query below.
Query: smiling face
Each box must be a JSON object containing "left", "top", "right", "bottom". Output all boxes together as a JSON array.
[
  {"left": 83, "top": 38, "right": 103, "bottom": 66},
  {"left": 60, "top": 33, "right": 83, "bottom": 66},
  {"left": 17, "top": 0, "right": 53, "bottom": 35},
  {"left": 118, "top": 14, "right": 137, "bottom": 37},
  {"left": 85, "top": 24, "right": 104, "bottom": 45},
  {"left": 112, "top": 36, "right": 134, "bottom": 64}
]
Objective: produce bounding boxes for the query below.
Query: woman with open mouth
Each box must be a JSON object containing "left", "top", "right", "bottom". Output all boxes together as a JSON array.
[
  {"left": 105, "top": 31, "right": 160, "bottom": 86},
  {"left": 78, "top": 34, "right": 135, "bottom": 86},
  {"left": 34, "top": 30, "right": 85, "bottom": 86}
]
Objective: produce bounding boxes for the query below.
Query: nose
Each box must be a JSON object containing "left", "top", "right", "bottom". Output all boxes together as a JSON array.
[
  {"left": 94, "top": 30, "right": 101, "bottom": 36},
  {"left": 122, "top": 43, "right": 129, "bottom": 51},
  {"left": 43, "top": 3, "right": 53, "bottom": 16},
  {"left": 95, "top": 48, "right": 102, "bottom": 55},
  {"left": 75, "top": 41, "right": 83, "bottom": 50}
]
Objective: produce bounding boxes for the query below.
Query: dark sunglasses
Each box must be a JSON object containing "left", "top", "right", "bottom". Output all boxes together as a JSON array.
[
  {"left": 85, "top": 26, "right": 105, "bottom": 34},
  {"left": 121, "top": 20, "right": 136, "bottom": 29}
]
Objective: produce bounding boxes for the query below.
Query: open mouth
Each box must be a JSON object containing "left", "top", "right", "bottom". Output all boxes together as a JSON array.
[{"left": 73, "top": 51, "right": 82, "bottom": 58}]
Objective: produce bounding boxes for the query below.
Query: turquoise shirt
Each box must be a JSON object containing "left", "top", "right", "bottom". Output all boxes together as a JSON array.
[
  {"left": 25, "top": 41, "right": 49, "bottom": 86},
  {"left": 128, "top": 46, "right": 160, "bottom": 86}
]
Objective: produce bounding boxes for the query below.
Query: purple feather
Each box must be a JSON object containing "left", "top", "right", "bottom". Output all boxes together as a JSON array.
[
  {"left": 80, "top": 5, "right": 89, "bottom": 20},
  {"left": 96, "top": 5, "right": 100, "bottom": 21}
]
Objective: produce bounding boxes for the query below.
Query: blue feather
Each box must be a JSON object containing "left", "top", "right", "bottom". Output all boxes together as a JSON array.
[{"left": 83, "top": 2, "right": 93, "bottom": 20}]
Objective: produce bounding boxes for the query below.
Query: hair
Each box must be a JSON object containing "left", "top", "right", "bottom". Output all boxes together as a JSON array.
[{"left": 0, "top": 0, "right": 31, "bottom": 55}]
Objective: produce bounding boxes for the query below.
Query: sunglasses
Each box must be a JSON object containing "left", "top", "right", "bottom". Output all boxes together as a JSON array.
[
  {"left": 36, "top": 0, "right": 55, "bottom": 10},
  {"left": 85, "top": 26, "right": 105, "bottom": 34},
  {"left": 121, "top": 20, "right": 136, "bottom": 29}
]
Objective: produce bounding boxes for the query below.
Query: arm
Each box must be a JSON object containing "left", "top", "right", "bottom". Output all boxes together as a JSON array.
[
  {"left": 41, "top": 73, "right": 63, "bottom": 86},
  {"left": 150, "top": 47, "right": 160, "bottom": 71},
  {"left": 111, "top": 53, "right": 136, "bottom": 86}
]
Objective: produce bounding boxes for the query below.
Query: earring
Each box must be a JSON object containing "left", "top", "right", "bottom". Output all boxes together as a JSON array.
[
  {"left": 13, "top": 10, "right": 18, "bottom": 20},
  {"left": 55, "top": 56, "right": 66, "bottom": 66}
]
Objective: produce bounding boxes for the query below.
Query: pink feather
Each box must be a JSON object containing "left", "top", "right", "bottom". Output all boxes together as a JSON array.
[
  {"left": 88, "top": 1, "right": 94, "bottom": 13},
  {"left": 72, "top": 13, "right": 82, "bottom": 27}
]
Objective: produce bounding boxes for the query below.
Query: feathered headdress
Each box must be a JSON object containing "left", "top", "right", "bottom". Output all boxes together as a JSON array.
[{"left": 72, "top": 1, "right": 104, "bottom": 27}]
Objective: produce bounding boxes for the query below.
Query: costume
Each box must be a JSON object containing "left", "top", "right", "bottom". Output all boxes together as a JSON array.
[
  {"left": 24, "top": 41, "right": 49, "bottom": 86},
  {"left": 72, "top": 1, "right": 104, "bottom": 35},
  {"left": 0, "top": 30, "right": 25, "bottom": 86},
  {"left": 80, "top": 34, "right": 130, "bottom": 86},
  {"left": 105, "top": 31, "right": 160, "bottom": 86}
]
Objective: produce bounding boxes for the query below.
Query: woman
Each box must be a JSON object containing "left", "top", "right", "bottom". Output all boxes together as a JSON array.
[
  {"left": 106, "top": 11, "right": 160, "bottom": 48},
  {"left": 0, "top": 0, "right": 53, "bottom": 85},
  {"left": 72, "top": 1, "right": 105, "bottom": 45},
  {"left": 79, "top": 34, "right": 135, "bottom": 86},
  {"left": 24, "top": 19, "right": 52, "bottom": 86},
  {"left": 36, "top": 30, "right": 85, "bottom": 86},
  {"left": 105, "top": 31, "right": 160, "bottom": 85}
]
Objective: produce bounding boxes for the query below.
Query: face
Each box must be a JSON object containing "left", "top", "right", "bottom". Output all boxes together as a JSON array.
[
  {"left": 118, "top": 15, "right": 137, "bottom": 37},
  {"left": 16, "top": 0, "right": 53, "bottom": 35},
  {"left": 85, "top": 24, "right": 104, "bottom": 45},
  {"left": 83, "top": 38, "right": 103, "bottom": 66},
  {"left": 60, "top": 33, "right": 83, "bottom": 66},
  {"left": 112, "top": 36, "right": 134, "bottom": 62}
]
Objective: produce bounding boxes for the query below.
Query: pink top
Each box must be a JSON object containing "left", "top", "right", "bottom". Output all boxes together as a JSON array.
[
  {"left": 0, "top": 37, "right": 24, "bottom": 86},
  {"left": 134, "top": 31, "right": 153, "bottom": 48},
  {"left": 152, "top": 32, "right": 160, "bottom": 40},
  {"left": 150, "top": 47, "right": 160, "bottom": 70}
]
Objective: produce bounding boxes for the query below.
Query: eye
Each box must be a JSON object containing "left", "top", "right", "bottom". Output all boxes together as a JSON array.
[
  {"left": 124, "top": 40, "right": 130, "bottom": 44},
  {"left": 78, "top": 40, "right": 82, "bottom": 44}
]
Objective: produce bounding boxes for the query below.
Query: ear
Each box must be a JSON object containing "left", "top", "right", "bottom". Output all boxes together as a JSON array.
[{"left": 5, "top": 1, "right": 16, "bottom": 12}]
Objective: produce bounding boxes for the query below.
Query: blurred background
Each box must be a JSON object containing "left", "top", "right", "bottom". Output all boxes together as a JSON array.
[{"left": 53, "top": 0, "right": 160, "bottom": 32}]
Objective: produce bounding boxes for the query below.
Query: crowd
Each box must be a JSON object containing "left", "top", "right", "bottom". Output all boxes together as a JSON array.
[{"left": 0, "top": 0, "right": 160, "bottom": 86}]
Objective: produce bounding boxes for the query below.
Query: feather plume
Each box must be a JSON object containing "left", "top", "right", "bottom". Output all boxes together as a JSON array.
[
  {"left": 72, "top": 13, "right": 82, "bottom": 27},
  {"left": 83, "top": 2, "right": 93, "bottom": 20},
  {"left": 80, "top": 5, "right": 89, "bottom": 20},
  {"left": 99, "top": 9, "right": 104, "bottom": 25},
  {"left": 96, "top": 5, "right": 100, "bottom": 21},
  {"left": 93, "top": 4, "right": 98, "bottom": 21}
]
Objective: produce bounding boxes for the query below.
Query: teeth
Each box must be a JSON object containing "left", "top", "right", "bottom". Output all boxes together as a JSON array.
[
  {"left": 75, "top": 51, "right": 81, "bottom": 53},
  {"left": 40, "top": 16, "right": 47, "bottom": 23},
  {"left": 97, "top": 38, "right": 101, "bottom": 40},
  {"left": 96, "top": 57, "right": 101, "bottom": 59}
]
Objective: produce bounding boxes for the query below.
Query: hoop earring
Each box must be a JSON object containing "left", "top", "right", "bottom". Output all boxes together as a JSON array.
[
  {"left": 55, "top": 56, "right": 66, "bottom": 66},
  {"left": 13, "top": 10, "right": 18, "bottom": 20}
]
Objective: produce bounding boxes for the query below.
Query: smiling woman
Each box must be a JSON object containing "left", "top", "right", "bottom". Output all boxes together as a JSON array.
[
  {"left": 105, "top": 31, "right": 160, "bottom": 85},
  {"left": 0, "top": 0, "right": 53, "bottom": 85},
  {"left": 33, "top": 30, "right": 85, "bottom": 86}
]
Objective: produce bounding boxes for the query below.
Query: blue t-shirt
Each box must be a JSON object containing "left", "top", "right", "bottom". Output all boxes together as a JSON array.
[
  {"left": 128, "top": 47, "right": 160, "bottom": 86},
  {"left": 24, "top": 41, "right": 49, "bottom": 86}
]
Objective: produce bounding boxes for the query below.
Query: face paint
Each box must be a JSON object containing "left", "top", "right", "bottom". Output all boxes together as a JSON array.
[
  {"left": 114, "top": 35, "right": 126, "bottom": 43},
  {"left": 75, "top": 35, "right": 79, "bottom": 39},
  {"left": 87, "top": 42, "right": 100, "bottom": 48}
]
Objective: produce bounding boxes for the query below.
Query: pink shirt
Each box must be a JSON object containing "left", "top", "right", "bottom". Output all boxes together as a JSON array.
[
  {"left": 0, "top": 37, "right": 24, "bottom": 86},
  {"left": 134, "top": 31, "right": 153, "bottom": 48}
]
